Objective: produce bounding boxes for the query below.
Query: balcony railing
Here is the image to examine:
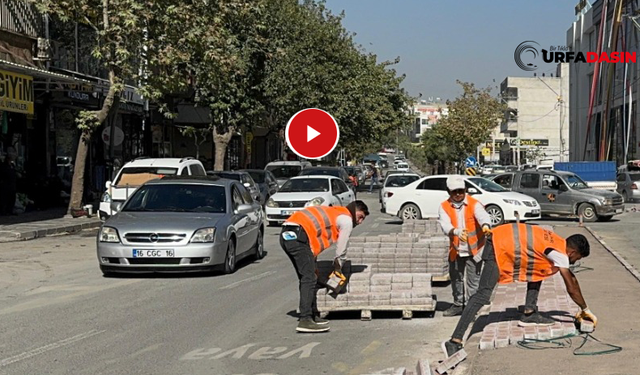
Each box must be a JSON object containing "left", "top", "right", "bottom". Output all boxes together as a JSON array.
[{"left": 0, "top": 0, "right": 45, "bottom": 38}]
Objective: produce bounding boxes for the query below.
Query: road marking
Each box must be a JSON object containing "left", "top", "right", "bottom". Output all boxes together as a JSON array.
[
  {"left": 348, "top": 340, "right": 383, "bottom": 375},
  {"left": 332, "top": 362, "right": 349, "bottom": 372},
  {"left": 0, "top": 329, "right": 105, "bottom": 367},
  {"left": 361, "top": 340, "right": 381, "bottom": 355},
  {"left": 129, "top": 343, "right": 163, "bottom": 358},
  {"left": 0, "top": 279, "right": 140, "bottom": 316},
  {"left": 180, "top": 342, "right": 320, "bottom": 360},
  {"left": 360, "top": 232, "right": 369, "bottom": 236},
  {"left": 220, "top": 271, "right": 278, "bottom": 290},
  {"left": 372, "top": 223, "right": 379, "bottom": 228}
]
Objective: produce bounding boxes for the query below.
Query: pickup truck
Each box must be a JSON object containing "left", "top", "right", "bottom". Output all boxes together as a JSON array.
[{"left": 490, "top": 169, "right": 624, "bottom": 222}]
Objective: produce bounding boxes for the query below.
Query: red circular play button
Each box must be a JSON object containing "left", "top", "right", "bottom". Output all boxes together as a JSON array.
[{"left": 285, "top": 108, "right": 340, "bottom": 159}]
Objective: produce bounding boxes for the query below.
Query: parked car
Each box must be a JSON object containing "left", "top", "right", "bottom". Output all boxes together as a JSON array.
[
  {"left": 379, "top": 173, "right": 421, "bottom": 210},
  {"left": 99, "top": 157, "right": 206, "bottom": 220},
  {"left": 242, "top": 169, "right": 279, "bottom": 205},
  {"left": 207, "top": 171, "right": 261, "bottom": 204},
  {"left": 265, "top": 175, "right": 355, "bottom": 226},
  {"left": 298, "top": 166, "right": 356, "bottom": 193},
  {"left": 265, "top": 160, "right": 312, "bottom": 188},
  {"left": 489, "top": 170, "right": 624, "bottom": 222},
  {"left": 344, "top": 166, "right": 365, "bottom": 186},
  {"left": 97, "top": 176, "right": 264, "bottom": 275},
  {"left": 616, "top": 171, "right": 640, "bottom": 202},
  {"left": 384, "top": 174, "right": 541, "bottom": 225}
]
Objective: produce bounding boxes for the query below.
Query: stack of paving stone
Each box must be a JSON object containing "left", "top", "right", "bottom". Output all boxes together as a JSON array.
[{"left": 478, "top": 272, "right": 580, "bottom": 350}]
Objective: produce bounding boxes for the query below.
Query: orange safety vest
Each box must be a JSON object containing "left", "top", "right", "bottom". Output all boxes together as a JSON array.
[
  {"left": 492, "top": 223, "right": 567, "bottom": 284},
  {"left": 286, "top": 206, "right": 352, "bottom": 256},
  {"left": 441, "top": 196, "right": 486, "bottom": 261}
]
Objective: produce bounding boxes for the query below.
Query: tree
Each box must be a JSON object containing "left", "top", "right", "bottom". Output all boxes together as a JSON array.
[
  {"left": 436, "top": 81, "right": 505, "bottom": 162},
  {"left": 35, "top": 0, "right": 149, "bottom": 215}
]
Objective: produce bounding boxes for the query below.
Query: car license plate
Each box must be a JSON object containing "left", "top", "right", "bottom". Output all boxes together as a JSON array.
[
  {"left": 281, "top": 210, "right": 295, "bottom": 215},
  {"left": 133, "top": 249, "right": 175, "bottom": 258},
  {"left": 532, "top": 209, "right": 540, "bottom": 214},
  {"left": 616, "top": 208, "right": 623, "bottom": 213}
]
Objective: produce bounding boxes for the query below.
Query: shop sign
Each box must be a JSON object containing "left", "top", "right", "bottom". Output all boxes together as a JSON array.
[
  {"left": 0, "top": 69, "right": 33, "bottom": 114},
  {"left": 508, "top": 138, "right": 550, "bottom": 147}
]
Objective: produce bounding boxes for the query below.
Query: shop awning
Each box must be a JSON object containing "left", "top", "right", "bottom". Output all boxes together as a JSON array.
[{"left": 0, "top": 59, "right": 92, "bottom": 85}]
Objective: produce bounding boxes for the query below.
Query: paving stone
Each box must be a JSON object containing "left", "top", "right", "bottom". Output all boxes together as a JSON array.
[
  {"left": 370, "top": 284, "right": 392, "bottom": 293},
  {"left": 479, "top": 337, "right": 495, "bottom": 350}
]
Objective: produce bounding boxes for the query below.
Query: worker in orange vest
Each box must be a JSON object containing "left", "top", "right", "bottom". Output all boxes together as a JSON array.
[
  {"left": 438, "top": 175, "right": 492, "bottom": 317},
  {"left": 280, "top": 200, "right": 369, "bottom": 333},
  {"left": 442, "top": 223, "right": 595, "bottom": 358}
]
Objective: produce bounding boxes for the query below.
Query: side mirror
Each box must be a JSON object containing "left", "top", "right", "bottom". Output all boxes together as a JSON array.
[
  {"left": 559, "top": 184, "right": 568, "bottom": 192},
  {"left": 113, "top": 202, "right": 123, "bottom": 212},
  {"left": 105, "top": 181, "right": 112, "bottom": 189},
  {"left": 236, "top": 203, "right": 253, "bottom": 214},
  {"left": 468, "top": 187, "right": 479, "bottom": 195}
]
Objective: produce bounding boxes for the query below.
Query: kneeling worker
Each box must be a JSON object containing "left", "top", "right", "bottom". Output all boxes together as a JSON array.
[
  {"left": 280, "top": 200, "right": 369, "bottom": 333},
  {"left": 442, "top": 223, "right": 596, "bottom": 357}
]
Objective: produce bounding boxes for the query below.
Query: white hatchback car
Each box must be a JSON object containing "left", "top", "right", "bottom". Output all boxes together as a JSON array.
[
  {"left": 380, "top": 173, "right": 421, "bottom": 212},
  {"left": 99, "top": 157, "right": 206, "bottom": 220},
  {"left": 394, "top": 162, "right": 410, "bottom": 172},
  {"left": 384, "top": 174, "right": 541, "bottom": 226},
  {"left": 265, "top": 175, "right": 355, "bottom": 226}
]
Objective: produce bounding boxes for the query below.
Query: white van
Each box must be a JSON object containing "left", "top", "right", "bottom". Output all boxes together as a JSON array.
[
  {"left": 264, "top": 160, "right": 312, "bottom": 188},
  {"left": 99, "top": 157, "right": 206, "bottom": 220}
]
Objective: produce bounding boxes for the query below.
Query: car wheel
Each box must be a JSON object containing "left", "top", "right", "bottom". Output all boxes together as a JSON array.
[
  {"left": 400, "top": 203, "right": 422, "bottom": 220},
  {"left": 224, "top": 239, "right": 237, "bottom": 274},
  {"left": 254, "top": 228, "right": 265, "bottom": 260},
  {"left": 485, "top": 204, "right": 504, "bottom": 226},
  {"left": 578, "top": 203, "right": 597, "bottom": 222},
  {"left": 598, "top": 215, "right": 614, "bottom": 222}
]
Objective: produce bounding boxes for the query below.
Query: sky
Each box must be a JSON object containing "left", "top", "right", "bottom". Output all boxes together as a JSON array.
[{"left": 324, "top": 0, "right": 584, "bottom": 101}]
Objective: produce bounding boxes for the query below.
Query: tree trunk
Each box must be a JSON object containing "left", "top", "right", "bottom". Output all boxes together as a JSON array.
[
  {"left": 66, "top": 70, "right": 121, "bottom": 215},
  {"left": 213, "top": 125, "right": 235, "bottom": 171}
]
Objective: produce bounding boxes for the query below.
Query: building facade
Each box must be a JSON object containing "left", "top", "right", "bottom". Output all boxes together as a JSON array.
[
  {"left": 567, "top": 0, "right": 640, "bottom": 164},
  {"left": 410, "top": 100, "right": 448, "bottom": 141},
  {"left": 499, "top": 63, "right": 570, "bottom": 165}
]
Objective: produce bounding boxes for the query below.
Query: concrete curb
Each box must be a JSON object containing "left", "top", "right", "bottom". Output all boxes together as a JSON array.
[
  {"left": 584, "top": 225, "right": 640, "bottom": 283},
  {"left": 0, "top": 218, "right": 102, "bottom": 243}
]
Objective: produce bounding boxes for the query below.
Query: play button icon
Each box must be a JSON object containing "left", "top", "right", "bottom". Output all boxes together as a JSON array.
[
  {"left": 307, "top": 126, "right": 320, "bottom": 142},
  {"left": 285, "top": 108, "right": 340, "bottom": 159}
]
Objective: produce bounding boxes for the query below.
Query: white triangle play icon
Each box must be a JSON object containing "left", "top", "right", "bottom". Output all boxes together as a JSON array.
[{"left": 307, "top": 126, "right": 321, "bottom": 142}]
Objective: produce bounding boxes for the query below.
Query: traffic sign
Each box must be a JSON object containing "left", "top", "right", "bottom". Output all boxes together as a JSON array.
[
  {"left": 481, "top": 148, "right": 490, "bottom": 157},
  {"left": 465, "top": 156, "right": 477, "bottom": 168},
  {"left": 285, "top": 108, "right": 340, "bottom": 159},
  {"left": 465, "top": 167, "right": 477, "bottom": 176}
]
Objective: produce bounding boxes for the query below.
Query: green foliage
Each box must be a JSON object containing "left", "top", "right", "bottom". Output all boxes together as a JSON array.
[{"left": 424, "top": 81, "right": 505, "bottom": 162}]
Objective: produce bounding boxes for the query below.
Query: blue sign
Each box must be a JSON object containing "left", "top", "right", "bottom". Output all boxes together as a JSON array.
[{"left": 465, "top": 156, "right": 477, "bottom": 168}]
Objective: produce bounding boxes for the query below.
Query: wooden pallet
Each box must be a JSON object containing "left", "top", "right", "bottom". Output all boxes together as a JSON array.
[{"left": 318, "top": 303, "right": 436, "bottom": 321}]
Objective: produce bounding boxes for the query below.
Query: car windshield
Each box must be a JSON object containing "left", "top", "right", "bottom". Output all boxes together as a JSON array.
[
  {"left": 279, "top": 178, "right": 329, "bottom": 193},
  {"left": 564, "top": 174, "right": 590, "bottom": 189},
  {"left": 469, "top": 177, "right": 507, "bottom": 192},
  {"left": 122, "top": 184, "right": 226, "bottom": 213},
  {"left": 299, "top": 168, "right": 340, "bottom": 177},
  {"left": 266, "top": 165, "right": 302, "bottom": 179},
  {"left": 246, "top": 171, "right": 265, "bottom": 183},
  {"left": 344, "top": 167, "right": 356, "bottom": 174},
  {"left": 114, "top": 167, "right": 178, "bottom": 186},
  {"left": 385, "top": 175, "right": 419, "bottom": 187},
  {"left": 209, "top": 172, "right": 241, "bottom": 181},
  {"left": 629, "top": 173, "right": 640, "bottom": 181}
]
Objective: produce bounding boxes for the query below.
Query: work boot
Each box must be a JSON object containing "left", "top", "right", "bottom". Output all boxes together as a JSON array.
[
  {"left": 296, "top": 318, "right": 330, "bottom": 333},
  {"left": 518, "top": 312, "right": 556, "bottom": 327},
  {"left": 441, "top": 340, "right": 463, "bottom": 358},
  {"left": 443, "top": 305, "right": 463, "bottom": 317},
  {"left": 313, "top": 315, "right": 329, "bottom": 325}
]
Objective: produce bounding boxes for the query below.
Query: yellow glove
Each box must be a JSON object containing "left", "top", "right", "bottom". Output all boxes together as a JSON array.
[
  {"left": 575, "top": 308, "right": 598, "bottom": 327},
  {"left": 459, "top": 229, "right": 468, "bottom": 243},
  {"left": 482, "top": 225, "right": 492, "bottom": 236}
]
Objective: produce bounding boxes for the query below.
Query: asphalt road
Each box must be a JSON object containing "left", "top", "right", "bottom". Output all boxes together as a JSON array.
[{"left": 0, "top": 184, "right": 459, "bottom": 375}]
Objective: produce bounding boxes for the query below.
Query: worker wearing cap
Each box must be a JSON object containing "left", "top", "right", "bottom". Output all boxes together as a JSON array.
[
  {"left": 442, "top": 223, "right": 595, "bottom": 358},
  {"left": 438, "top": 175, "right": 492, "bottom": 317},
  {"left": 280, "top": 200, "right": 369, "bottom": 333}
]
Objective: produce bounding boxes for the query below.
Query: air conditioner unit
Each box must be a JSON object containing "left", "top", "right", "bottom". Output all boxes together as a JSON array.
[{"left": 34, "top": 38, "right": 51, "bottom": 61}]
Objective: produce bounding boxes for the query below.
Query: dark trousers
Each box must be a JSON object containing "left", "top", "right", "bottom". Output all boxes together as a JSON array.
[
  {"left": 280, "top": 225, "right": 317, "bottom": 319},
  {"left": 451, "top": 238, "right": 542, "bottom": 341},
  {"left": 0, "top": 187, "right": 16, "bottom": 215}
]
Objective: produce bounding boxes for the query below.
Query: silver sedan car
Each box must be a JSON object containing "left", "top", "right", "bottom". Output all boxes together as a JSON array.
[{"left": 97, "top": 176, "right": 264, "bottom": 275}]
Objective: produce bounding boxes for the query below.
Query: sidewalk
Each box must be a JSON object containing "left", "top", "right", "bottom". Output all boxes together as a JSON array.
[
  {"left": 457, "top": 226, "right": 640, "bottom": 375},
  {"left": 0, "top": 208, "right": 102, "bottom": 242}
]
